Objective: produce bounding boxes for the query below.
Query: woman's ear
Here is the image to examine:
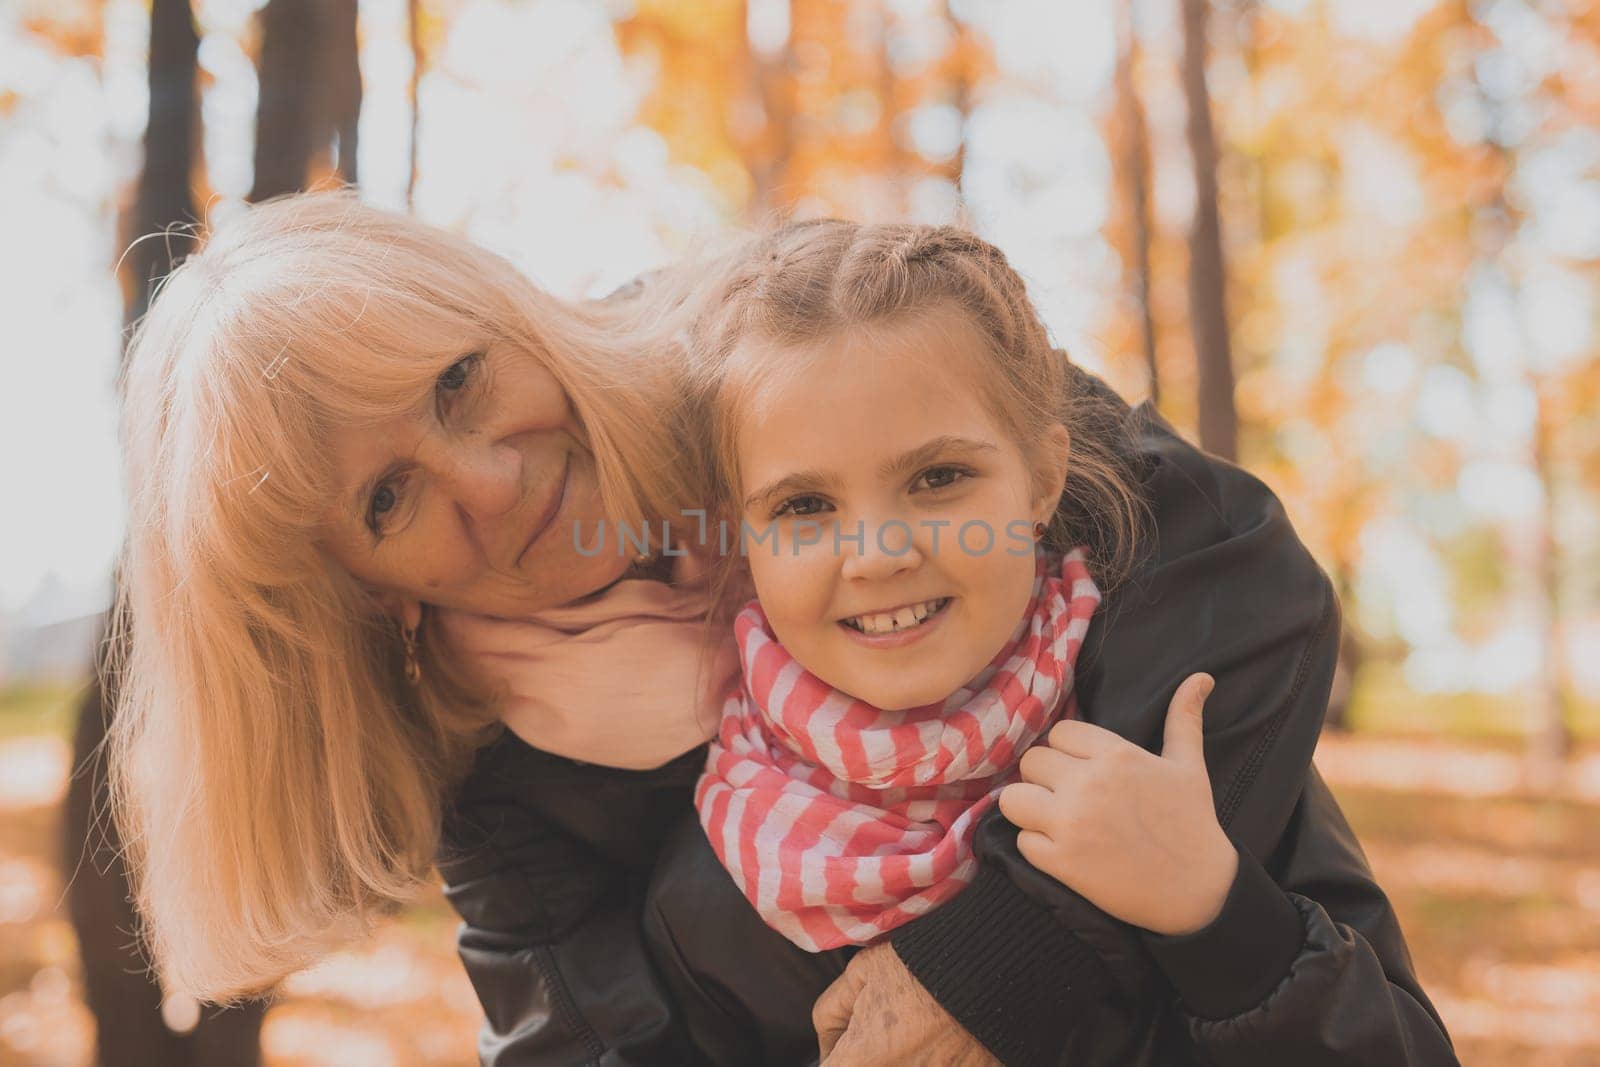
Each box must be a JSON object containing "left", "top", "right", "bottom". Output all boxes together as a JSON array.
[
  {"left": 379, "top": 594, "right": 423, "bottom": 633},
  {"left": 1030, "top": 422, "right": 1073, "bottom": 525}
]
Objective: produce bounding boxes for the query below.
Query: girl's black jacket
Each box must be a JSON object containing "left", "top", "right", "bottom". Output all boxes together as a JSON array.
[{"left": 435, "top": 376, "right": 1458, "bottom": 1066}]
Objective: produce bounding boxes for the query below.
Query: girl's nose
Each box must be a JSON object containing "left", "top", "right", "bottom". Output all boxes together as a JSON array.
[{"left": 840, "top": 518, "right": 924, "bottom": 582}]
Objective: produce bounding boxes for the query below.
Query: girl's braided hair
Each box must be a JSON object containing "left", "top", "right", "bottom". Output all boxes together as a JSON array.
[{"left": 685, "top": 218, "right": 1149, "bottom": 622}]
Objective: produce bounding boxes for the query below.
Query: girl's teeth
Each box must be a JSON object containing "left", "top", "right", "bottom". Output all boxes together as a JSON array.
[{"left": 848, "top": 598, "right": 947, "bottom": 634}]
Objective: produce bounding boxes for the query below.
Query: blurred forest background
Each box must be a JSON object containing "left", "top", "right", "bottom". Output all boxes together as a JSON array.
[{"left": 0, "top": 0, "right": 1597, "bottom": 1064}]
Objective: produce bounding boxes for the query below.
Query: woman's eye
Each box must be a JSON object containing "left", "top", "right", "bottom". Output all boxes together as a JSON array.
[
  {"left": 367, "top": 475, "right": 408, "bottom": 535},
  {"left": 437, "top": 353, "right": 478, "bottom": 394},
  {"left": 914, "top": 465, "right": 971, "bottom": 492},
  {"left": 773, "top": 494, "right": 830, "bottom": 519}
]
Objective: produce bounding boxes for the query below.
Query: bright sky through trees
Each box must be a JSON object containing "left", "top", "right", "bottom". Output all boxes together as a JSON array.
[{"left": 0, "top": 0, "right": 1595, "bottom": 704}]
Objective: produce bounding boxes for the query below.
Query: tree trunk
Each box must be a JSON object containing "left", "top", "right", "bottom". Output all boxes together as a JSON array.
[
  {"left": 745, "top": 0, "right": 794, "bottom": 221},
  {"left": 1181, "top": 0, "right": 1238, "bottom": 460},
  {"left": 1322, "top": 567, "right": 1364, "bottom": 732},
  {"left": 251, "top": 0, "right": 361, "bottom": 200},
  {"left": 123, "top": 0, "right": 199, "bottom": 328},
  {"left": 1467, "top": 19, "right": 1571, "bottom": 779},
  {"left": 408, "top": 0, "right": 421, "bottom": 206},
  {"left": 1526, "top": 382, "right": 1570, "bottom": 772},
  {"left": 1115, "top": 0, "right": 1159, "bottom": 404},
  {"left": 66, "top": 635, "right": 268, "bottom": 1067},
  {"left": 84, "top": 6, "right": 269, "bottom": 1062},
  {"left": 877, "top": 1, "right": 897, "bottom": 216},
  {"left": 250, "top": 0, "right": 316, "bottom": 200},
  {"left": 941, "top": 0, "right": 969, "bottom": 216},
  {"left": 318, "top": 0, "right": 361, "bottom": 184}
]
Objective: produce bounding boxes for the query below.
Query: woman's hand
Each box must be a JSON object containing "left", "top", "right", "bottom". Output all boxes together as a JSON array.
[
  {"left": 434, "top": 600, "right": 738, "bottom": 771},
  {"left": 812, "top": 943, "right": 998, "bottom": 1066},
  {"left": 998, "top": 673, "right": 1238, "bottom": 937}
]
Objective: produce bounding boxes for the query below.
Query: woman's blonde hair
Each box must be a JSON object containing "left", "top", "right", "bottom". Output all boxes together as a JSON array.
[
  {"left": 108, "top": 192, "right": 713, "bottom": 1001},
  {"left": 687, "top": 219, "right": 1147, "bottom": 618}
]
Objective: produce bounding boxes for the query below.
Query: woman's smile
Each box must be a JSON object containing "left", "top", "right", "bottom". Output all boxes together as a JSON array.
[{"left": 515, "top": 450, "right": 571, "bottom": 568}]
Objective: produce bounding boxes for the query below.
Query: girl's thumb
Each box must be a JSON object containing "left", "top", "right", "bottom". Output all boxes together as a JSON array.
[{"left": 1160, "top": 672, "right": 1214, "bottom": 770}]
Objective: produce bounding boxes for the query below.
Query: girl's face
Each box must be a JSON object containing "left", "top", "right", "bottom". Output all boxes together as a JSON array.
[
  {"left": 735, "top": 306, "right": 1069, "bottom": 711},
  {"left": 320, "top": 342, "right": 634, "bottom": 618}
]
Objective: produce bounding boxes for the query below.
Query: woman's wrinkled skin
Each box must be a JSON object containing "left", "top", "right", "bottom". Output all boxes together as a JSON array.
[
  {"left": 814, "top": 944, "right": 999, "bottom": 1066},
  {"left": 320, "top": 341, "right": 635, "bottom": 622}
]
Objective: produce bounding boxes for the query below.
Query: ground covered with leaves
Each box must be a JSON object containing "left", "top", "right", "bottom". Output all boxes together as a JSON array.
[{"left": 1, "top": 685, "right": 1596, "bottom": 1067}]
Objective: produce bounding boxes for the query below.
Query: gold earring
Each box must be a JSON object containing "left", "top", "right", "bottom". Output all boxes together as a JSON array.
[{"left": 402, "top": 621, "right": 422, "bottom": 686}]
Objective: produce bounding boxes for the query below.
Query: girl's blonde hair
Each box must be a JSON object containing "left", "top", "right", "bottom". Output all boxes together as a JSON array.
[
  {"left": 687, "top": 219, "right": 1146, "bottom": 615},
  {"left": 109, "top": 192, "right": 714, "bottom": 1001}
]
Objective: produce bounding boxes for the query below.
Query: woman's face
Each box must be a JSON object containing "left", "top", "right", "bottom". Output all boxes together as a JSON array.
[{"left": 320, "top": 342, "right": 634, "bottom": 618}]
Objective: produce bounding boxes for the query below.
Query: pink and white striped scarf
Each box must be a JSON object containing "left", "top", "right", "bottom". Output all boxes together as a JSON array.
[{"left": 695, "top": 548, "right": 1101, "bottom": 951}]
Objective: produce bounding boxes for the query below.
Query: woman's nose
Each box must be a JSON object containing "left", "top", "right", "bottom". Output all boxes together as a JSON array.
[
  {"left": 839, "top": 518, "right": 924, "bottom": 582},
  {"left": 439, "top": 440, "right": 523, "bottom": 523}
]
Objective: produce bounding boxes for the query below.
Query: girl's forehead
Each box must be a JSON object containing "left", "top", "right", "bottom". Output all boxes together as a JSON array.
[
  {"left": 732, "top": 313, "right": 1020, "bottom": 478},
  {"left": 735, "top": 306, "right": 992, "bottom": 414}
]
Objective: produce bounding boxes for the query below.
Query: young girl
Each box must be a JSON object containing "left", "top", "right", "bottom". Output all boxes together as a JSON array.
[
  {"left": 635, "top": 220, "right": 1149, "bottom": 1058},
  {"left": 688, "top": 221, "right": 1148, "bottom": 953},
  {"left": 642, "top": 220, "right": 1454, "bottom": 1066}
]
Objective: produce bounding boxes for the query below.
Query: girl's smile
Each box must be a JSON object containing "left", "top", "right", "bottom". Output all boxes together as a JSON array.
[{"left": 837, "top": 596, "right": 953, "bottom": 647}]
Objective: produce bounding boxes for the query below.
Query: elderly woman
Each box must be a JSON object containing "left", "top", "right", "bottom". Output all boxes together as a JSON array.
[{"left": 110, "top": 193, "right": 1452, "bottom": 1066}]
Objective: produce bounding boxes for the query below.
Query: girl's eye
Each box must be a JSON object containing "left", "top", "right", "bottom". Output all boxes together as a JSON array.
[
  {"left": 913, "top": 465, "right": 972, "bottom": 492},
  {"left": 367, "top": 474, "right": 409, "bottom": 535},
  {"left": 772, "top": 494, "right": 831, "bottom": 519},
  {"left": 437, "top": 353, "right": 479, "bottom": 395}
]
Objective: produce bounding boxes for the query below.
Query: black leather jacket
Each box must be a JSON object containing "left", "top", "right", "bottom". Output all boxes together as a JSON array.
[{"left": 436, "top": 386, "right": 1456, "bottom": 1066}]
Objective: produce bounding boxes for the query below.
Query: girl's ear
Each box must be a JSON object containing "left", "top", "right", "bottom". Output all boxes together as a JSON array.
[{"left": 1030, "top": 422, "right": 1073, "bottom": 525}]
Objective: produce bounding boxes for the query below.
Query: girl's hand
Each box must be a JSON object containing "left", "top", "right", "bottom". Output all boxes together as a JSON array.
[{"left": 997, "top": 673, "right": 1238, "bottom": 937}]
